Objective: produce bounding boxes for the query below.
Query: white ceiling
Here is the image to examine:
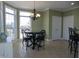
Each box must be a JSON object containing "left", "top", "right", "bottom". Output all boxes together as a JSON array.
[{"left": 5, "top": 1, "right": 79, "bottom": 12}]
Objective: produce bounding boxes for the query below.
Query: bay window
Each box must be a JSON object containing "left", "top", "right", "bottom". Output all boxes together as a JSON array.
[
  {"left": 5, "top": 5, "right": 16, "bottom": 42},
  {"left": 19, "top": 11, "right": 32, "bottom": 39}
]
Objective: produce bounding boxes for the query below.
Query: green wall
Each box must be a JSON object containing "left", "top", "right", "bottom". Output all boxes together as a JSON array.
[
  {"left": 42, "top": 10, "right": 49, "bottom": 39},
  {"left": 63, "top": 8, "right": 79, "bottom": 29},
  {"left": 42, "top": 8, "right": 79, "bottom": 40},
  {"left": 42, "top": 9, "right": 63, "bottom": 39},
  {"left": 48, "top": 8, "right": 79, "bottom": 39},
  {"left": 32, "top": 12, "right": 43, "bottom": 32}
]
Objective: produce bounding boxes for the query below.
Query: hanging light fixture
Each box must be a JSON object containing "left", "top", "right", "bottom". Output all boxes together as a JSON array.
[{"left": 31, "top": 0, "right": 40, "bottom": 20}]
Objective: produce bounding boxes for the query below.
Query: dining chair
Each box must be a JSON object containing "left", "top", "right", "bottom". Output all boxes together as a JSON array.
[
  {"left": 68, "top": 27, "right": 79, "bottom": 58},
  {"left": 68, "top": 27, "right": 74, "bottom": 53},
  {"left": 22, "top": 31, "right": 33, "bottom": 50},
  {"left": 35, "top": 30, "right": 46, "bottom": 50},
  {"left": 40, "top": 30, "right": 46, "bottom": 47},
  {"left": 0, "top": 32, "right": 7, "bottom": 42}
]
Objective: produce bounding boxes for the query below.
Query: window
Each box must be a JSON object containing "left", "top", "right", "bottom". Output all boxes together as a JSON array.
[
  {"left": 0, "top": 3, "right": 1, "bottom": 32},
  {"left": 20, "top": 11, "right": 32, "bottom": 17},
  {"left": 5, "top": 7, "right": 14, "bottom": 14},
  {"left": 5, "top": 5, "right": 16, "bottom": 42},
  {"left": 19, "top": 11, "right": 32, "bottom": 39}
]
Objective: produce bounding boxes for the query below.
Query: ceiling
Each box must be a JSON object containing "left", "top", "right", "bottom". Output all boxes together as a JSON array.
[{"left": 5, "top": 1, "right": 79, "bottom": 12}]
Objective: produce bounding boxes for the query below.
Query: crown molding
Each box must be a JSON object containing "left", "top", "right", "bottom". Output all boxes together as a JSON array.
[
  {"left": 40, "top": 8, "right": 50, "bottom": 12},
  {"left": 63, "top": 6, "right": 79, "bottom": 12}
]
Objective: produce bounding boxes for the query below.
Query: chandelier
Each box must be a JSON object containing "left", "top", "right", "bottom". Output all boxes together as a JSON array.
[{"left": 31, "top": 0, "right": 40, "bottom": 20}]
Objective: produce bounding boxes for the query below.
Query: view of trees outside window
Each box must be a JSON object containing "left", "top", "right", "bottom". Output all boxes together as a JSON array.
[
  {"left": 5, "top": 5, "right": 32, "bottom": 40},
  {"left": 19, "top": 11, "right": 32, "bottom": 39},
  {"left": 5, "top": 6, "right": 15, "bottom": 42}
]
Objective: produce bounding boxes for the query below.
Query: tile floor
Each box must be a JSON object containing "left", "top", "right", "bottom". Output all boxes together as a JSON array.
[{"left": 12, "top": 40, "right": 73, "bottom": 58}]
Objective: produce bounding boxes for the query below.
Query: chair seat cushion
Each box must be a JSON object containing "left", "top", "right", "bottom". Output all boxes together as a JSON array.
[{"left": 0, "top": 32, "right": 7, "bottom": 42}]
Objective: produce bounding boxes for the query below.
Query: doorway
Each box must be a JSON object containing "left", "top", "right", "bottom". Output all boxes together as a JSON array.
[{"left": 52, "top": 16, "right": 62, "bottom": 40}]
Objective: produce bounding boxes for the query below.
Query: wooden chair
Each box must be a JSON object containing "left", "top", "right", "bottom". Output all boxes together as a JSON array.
[
  {"left": 22, "top": 31, "right": 33, "bottom": 50},
  {"left": 68, "top": 27, "right": 79, "bottom": 58},
  {"left": 68, "top": 27, "right": 75, "bottom": 53},
  {"left": 35, "top": 30, "right": 46, "bottom": 50}
]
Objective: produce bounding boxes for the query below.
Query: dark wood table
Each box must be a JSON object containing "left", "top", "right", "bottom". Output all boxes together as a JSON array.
[{"left": 24, "top": 32, "right": 41, "bottom": 50}]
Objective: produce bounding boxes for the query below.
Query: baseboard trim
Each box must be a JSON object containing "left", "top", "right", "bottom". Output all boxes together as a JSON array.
[
  {"left": 45, "top": 38, "right": 68, "bottom": 41},
  {"left": 45, "top": 39, "right": 52, "bottom": 41}
]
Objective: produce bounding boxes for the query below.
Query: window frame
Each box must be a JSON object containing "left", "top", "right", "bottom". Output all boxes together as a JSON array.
[
  {"left": 3, "top": 2, "right": 32, "bottom": 40},
  {"left": 4, "top": 4, "right": 16, "bottom": 41}
]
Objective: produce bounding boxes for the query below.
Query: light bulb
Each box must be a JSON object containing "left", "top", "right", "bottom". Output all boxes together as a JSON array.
[
  {"left": 71, "top": 3, "right": 75, "bottom": 5},
  {"left": 36, "top": 14, "right": 40, "bottom": 17}
]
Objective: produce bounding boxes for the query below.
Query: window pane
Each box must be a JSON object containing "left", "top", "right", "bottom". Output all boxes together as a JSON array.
[
  {"left": 5, "top": 13, "right": 15, "bottom": 42},
  {"left": 20, "top": 17, "right": 31, "bottom": 31},
  {"left": 5, "top": 7, "right": 14, "bottom": 14},
  {"left": 20, "top": 11, "right": 32, "bottom": 16},
  {"left": 5, "top": 5, "right": 16, "bottom": 43},
  {"left": 20, "top": 17, "right": 31, "bottom": 39},
  {"left": 5, "top": 14, "right": 14, "bottom": 28}
]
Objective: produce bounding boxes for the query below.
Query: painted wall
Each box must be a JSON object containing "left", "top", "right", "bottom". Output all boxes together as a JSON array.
[
  {"left": 42, "top": 9, "right": 63, "bottom": 39},
  {"left": 42, "top": 10, "right": 49, "bottom": 39},
  {"left": 32, "top": 8, "right": 79, "bottom": 40},
  {"left": 48, "top": 8, "right": 79, "bottom": 40},
  {"left": 0, "top": 2, "right": 1, "bottom": 32},
  {"left": 63, "top": 8, "right": 79, "bottom": 29},
  {"left": 32, "top": 9, "right": 63, "bottom": 40},
  {"left": 32, "top": 12, "right": 43, "bottom": 32},
  {"left": 0, "top": 2, "right": 4, "bottom": 33}
]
